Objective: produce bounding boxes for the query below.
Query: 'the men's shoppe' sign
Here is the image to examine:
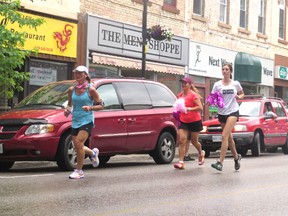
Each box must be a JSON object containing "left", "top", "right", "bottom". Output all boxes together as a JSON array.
[{"left": 87, "top": 15, "right": 189, "bottom": 66}]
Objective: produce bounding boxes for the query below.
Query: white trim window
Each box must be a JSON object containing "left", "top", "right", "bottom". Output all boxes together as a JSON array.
[
  {"left": 240, "top": 0, "right": 247, "bottom": 28},
  {"left": 258, "top": 0, "right": 265, "bottom": 33},
  {"left": 193, "top": 0, "right": 203, "bottom": 16},
  {"left": 279, "top": 0, "right": 285, "bottom": 39},
  {"left": 220, "top": 0, "right": 227, "bottom": 23},
  {"left": 164, "top": 0, "right": 176, "bottom": 6}
]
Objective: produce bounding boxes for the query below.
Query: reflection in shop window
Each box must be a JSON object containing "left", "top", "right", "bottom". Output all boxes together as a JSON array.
[{"left": 29, "top": 59, "right": 68, "bottom": 93}]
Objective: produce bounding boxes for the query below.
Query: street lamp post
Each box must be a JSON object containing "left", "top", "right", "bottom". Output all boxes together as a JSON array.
[{"left": 141, "top": 0, "right": 147, "bottom": 78}]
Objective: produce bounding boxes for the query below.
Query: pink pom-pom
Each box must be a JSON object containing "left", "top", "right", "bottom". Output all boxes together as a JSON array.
[{"left": 173, "top": 98, "right": 187, "bottom": 113}]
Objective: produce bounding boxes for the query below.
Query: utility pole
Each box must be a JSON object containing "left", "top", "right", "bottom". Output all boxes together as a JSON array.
[{"left": 141, "top": 0, "right": 147, "bottom": 78}]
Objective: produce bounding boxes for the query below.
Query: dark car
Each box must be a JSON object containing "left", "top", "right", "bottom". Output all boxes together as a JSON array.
[
  {"left": 0, "top": 78, "right": 178, "bottom": 171},
  {"left": 199, "top": 96, "right": 288, "bottom": 157}
]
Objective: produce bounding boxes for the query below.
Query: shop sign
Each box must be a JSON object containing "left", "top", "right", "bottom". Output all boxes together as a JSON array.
[
  {"left": 275, "top": 66, "right": 288, "bottom": 80},
  {"left": 189, "top": 41, "right": 274, "bottom": 87},
  {"left": 29, "top": 67, "right": 57, "bottom": 86},
  {"left": 87, "top": 15, "right": 189, "bottom": 66},
  {"left": 0, "top": 12, "right": 77, "bottom": 58}
]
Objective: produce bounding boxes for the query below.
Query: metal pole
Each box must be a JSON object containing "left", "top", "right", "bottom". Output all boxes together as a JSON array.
[{"left": 141, "top": 0, "right": 147, "bottom": 78}]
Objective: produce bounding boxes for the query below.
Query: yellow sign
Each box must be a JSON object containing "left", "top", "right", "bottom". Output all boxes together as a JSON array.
[{"left": 1, "top": 12, "right": 77, "bottom": 58}]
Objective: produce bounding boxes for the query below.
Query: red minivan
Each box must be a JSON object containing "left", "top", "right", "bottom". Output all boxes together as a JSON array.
[{"left": 0, "top": 78, "right": 178, "bottom": 171}]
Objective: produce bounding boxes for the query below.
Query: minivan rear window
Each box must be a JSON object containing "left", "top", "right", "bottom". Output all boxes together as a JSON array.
[
  {"left": 145, "top": 83, "right": 175, "bottom": 107},
  {"left": 114, "top": 82, "right": 152, "bottom": 110}
]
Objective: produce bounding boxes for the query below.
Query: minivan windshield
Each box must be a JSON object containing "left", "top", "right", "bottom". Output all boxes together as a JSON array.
[{"left": 15, "top": 83, "right": 74, "bottom": 108}]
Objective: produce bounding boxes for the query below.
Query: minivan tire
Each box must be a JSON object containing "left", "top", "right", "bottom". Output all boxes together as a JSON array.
[
  {"left": 56, "top": 134, "right": 77, "bottom": 171},
  {"left": 0, "top": 161, "right": 15, "bottom": 171},
  {"left": 152, "top": 132, "right": 175, "bottom": 164}
]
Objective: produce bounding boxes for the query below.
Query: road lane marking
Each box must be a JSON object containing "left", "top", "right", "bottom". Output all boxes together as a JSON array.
[{"left": 0, "top": 174, "right": 54, "bottom": 179}]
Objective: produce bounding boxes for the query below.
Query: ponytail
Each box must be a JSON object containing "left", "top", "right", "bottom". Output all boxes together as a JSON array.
[{"left": 190, "top": 84, "right": 202, "bottom": 100}]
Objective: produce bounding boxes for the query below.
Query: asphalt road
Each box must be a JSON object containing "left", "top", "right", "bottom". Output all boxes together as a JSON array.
[{"left": 1, "top": 151, "right": 288, "bottom": 216}]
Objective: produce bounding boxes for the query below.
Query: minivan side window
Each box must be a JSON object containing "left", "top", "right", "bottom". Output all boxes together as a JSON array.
[
  {"left": 114, "top": 82, "right": 152, "bottom": 110},
  {"left": 145, "top": 83, "right": 175, "bottom": 107},
  {"left": 96, "top": 83, "right": 121, "bottom": 110}
]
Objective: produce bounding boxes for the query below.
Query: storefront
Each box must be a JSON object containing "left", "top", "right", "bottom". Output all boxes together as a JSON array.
[
  {"left": 188, "top": 41, "right": 274, "bottom": 120},
  {"left": 85, "top": 15, "right": 189, "bottom": 95},
  {"left": 4, "top": 11, "right": 78, "bottom": 104},
  {"left": 274, "top": 54, "right": 288, "bottom": 103}
]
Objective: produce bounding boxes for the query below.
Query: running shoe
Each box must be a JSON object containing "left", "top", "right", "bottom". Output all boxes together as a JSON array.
[
  {"left": 90, "top": 148, "right": 100, "bottom": 168},
  {"left": 198, "top": 150, "right": 205, "bottom": 165},
  {"left": 234, "top": 154, "right": 242, "bottom": 171},
  {"left": 69, "top": 169, "right": 84, "bottom": 179},
  {"left": 211, "top": 161, "right": 223, "bottom": 171},
  {"left": 174, "top": 161, "right": 185, "bottom": 169}
]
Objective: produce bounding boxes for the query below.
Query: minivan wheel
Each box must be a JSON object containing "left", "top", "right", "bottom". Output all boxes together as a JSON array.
[
  {"left": 0, "top": 161, "right": 15, "bottom": 171},
  {"left": 236, "top": 148, "right": 248, "bottom": 157},
  {"left": 152, "top": 132, "right": 176, "bottom": 164},
  {"left": 98, "top": 156, "right": 111, "bottom": 167},
  {"left": 56, "top": 134, "right": 77, "bottom": 171}
]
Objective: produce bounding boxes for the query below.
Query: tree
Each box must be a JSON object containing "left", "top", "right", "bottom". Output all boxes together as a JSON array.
[{"left": 0, "top": 0, "right": 44, "bottom": 99}]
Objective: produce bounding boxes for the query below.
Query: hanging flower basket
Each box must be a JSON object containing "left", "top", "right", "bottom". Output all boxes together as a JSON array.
[{"left": 147, "top": 24, "right": 174, "bottom": 42}]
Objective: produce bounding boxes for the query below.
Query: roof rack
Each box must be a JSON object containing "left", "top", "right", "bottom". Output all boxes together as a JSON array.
[
  {"left": 242, "top": 95, "right": 264, "bottom": 99},
  {"left": 266, "top": 97, "right": 283, "bottom": 101}
]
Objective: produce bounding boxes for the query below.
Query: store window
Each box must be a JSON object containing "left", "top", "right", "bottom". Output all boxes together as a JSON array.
[
  {"left": 29, "top": 59, "right": 68, "bottom": 94},
  {"left": 89, "top": 65, "right": 119, "bottom": 78},
  {"left": 157, "top": 73, "right": 181, "bottom": 95}
]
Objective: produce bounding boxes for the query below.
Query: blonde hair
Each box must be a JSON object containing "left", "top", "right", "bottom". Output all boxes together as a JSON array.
[{"left": 190, "top": 84, "right": 202, "bottom": 100}]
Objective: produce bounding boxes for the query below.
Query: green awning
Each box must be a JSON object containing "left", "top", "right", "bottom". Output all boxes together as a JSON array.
[{"left": 234, "top": 52, "right": 262, "bottom": 83}]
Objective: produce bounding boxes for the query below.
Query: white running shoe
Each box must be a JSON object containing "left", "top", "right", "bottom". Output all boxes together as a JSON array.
[
  {"left": 69, "top": 169, "right": 84, "bottom": 179},
  {"left": 90, "top": 148, "right": 100, "bottom": 168}
]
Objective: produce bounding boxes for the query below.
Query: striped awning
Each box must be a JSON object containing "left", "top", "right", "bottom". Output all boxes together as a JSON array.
[{"left": 91, "top": 53, "right": 185, "bottom": 75}]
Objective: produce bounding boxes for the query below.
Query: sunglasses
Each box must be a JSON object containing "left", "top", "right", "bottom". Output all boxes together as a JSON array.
[{"left": 181, "top": 82, "right": 188, "bottom": 84}]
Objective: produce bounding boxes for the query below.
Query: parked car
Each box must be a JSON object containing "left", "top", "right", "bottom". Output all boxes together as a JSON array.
[
  {"left": 199, "top": 96, "right": 288, "bottom": 157},
  {"left": 0, "top": 78, "right": 178, "bottom": 171}
]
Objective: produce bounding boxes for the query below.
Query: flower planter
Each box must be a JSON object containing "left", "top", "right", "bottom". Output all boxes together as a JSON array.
[
  {"left": 147, "top": 24, "right": 173, "bottom": 42},
  {"left": 151, "top": 34, "right": 166, "bottom": 41}
]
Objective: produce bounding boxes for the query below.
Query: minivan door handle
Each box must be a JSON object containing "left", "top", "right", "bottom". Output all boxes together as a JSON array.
[
  {"left": 118, "top": 118, "right": 126, "bottom": 123},
  {"left": 127, "top": 118, "right": 136, "bottom": 123}
]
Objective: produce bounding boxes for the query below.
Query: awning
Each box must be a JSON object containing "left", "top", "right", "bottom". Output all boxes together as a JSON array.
[
  {"left": 91, "top": 53, "right": 185, "bottom": 75},
  {"left": 234, "top": 52, "right": 262, "bottom": 83}
]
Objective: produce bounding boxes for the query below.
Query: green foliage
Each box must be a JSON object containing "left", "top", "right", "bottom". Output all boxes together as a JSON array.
[{"left": 0, "top": 0, "right": 44, "bottom": 99}]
